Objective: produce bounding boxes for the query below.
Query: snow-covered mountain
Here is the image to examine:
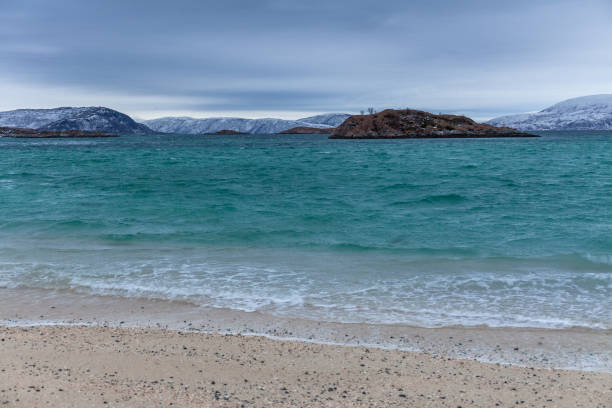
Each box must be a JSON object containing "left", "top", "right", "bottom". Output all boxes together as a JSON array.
[
  {"left": 0, "top": 107, "right": 152, "bottom": 134},
  {"left": 144, "top": 113, "right": 351, "bottom": 134},
  {"left": 487, "top": 94, "right": 612, "bottom": 130},
  {"left": 297, "top": 113, "right": 351, "bottom": 127},
  {"left": 0, "top": 107, "right": 351, "bottom": 135},
  {"left": 143, "top": 117, "right": 326, "bottom": 134}
]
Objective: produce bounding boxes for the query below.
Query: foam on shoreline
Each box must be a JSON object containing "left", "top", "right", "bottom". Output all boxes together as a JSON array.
[{"left": 2, "top": 287, "right": 610, "bottom": 373}]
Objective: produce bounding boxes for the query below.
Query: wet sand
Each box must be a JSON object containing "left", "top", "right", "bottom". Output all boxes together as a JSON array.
[
  {"left": 0, "top": 288, "right": 610, "bottom": 407},
  {"left": 1, "top": 325, "right": 610, "bottom": 407},
  {"left": 1, "top": 288, "right": 610, "bottom": 372}
]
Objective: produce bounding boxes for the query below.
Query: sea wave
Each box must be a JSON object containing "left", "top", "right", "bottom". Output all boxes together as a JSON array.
[
  {"left": 1, "top": 132, "right": 612, "bottom": 331},
  {"left": 0, "top": 248, "right": 609, "bottom": 330}
]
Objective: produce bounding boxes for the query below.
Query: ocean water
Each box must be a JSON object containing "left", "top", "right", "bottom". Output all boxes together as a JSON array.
[{"left": 0, "top": 132, "right": 610, "bottom": 330}]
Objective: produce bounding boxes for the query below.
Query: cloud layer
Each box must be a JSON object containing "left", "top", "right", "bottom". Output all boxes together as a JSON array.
[{"left": 1, "top": 0, "right": 611, "bottom": 119}]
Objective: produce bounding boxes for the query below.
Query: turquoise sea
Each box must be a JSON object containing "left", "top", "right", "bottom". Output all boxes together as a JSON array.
[{"left": 0, "top": 132, "right": 610, "bottom": 329}]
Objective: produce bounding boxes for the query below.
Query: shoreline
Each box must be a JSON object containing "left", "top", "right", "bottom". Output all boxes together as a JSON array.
[
  {"left": 1, "top": 288, "right": 610, "bottom": 373},
  {"left": 1, "top": 324, "right": 610, "bottom": 407}
]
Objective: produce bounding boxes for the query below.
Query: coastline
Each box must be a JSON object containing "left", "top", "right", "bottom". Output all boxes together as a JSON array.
[{"left": 1, "top": 287, "right": 610, "bottom": 373}]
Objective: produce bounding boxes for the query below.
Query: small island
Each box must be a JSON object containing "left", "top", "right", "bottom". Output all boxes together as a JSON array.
[
  {"left": 329, "top": 109, "right": 537, "bottom": 139},
  {"left": 206, "top": 129, "right": 249, "bottom": 135},
  {"left": 279, "top": 126, "right": 335, "bottom": 134},
  {"left": 0, "top": 127, "right": 118, "bottom": 138}
]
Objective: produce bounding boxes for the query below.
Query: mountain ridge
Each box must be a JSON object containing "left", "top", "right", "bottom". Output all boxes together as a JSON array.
[
  {"left": 297, "top": 113, "right": 350, "bottom": 127},
  {"left": 0, "top": 106, "right": 152, "bottom": 134},
  {"left": 487, "top": 94, "right": 612, "bottom": 130},
  {"left": 143, "top": 113, "right": 350, "bottom": 134}
]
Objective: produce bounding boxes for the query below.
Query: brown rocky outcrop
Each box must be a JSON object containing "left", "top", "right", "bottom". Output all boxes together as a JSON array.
[
  {"left": 329, "top": 109, "right": 537, "bottom": 139},
  {"left": 0, "top": 127, "right": 118, "bottom": 138},
  {"left": 279, "top": 126, "right": 335, "bottom": 134}
]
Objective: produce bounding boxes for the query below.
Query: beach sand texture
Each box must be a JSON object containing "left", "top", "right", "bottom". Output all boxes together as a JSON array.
[{"left": 0, "top": 325, "right": 610, "bottom": 407}]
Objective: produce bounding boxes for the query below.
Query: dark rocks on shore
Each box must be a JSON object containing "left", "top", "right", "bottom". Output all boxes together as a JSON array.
[
  {"left": 279, "top": 126, "right": 335, "bottom": 134},
  {"left": 206, "top": 129, "right": 249, "bottom": 135},
  {"left": 329, "top": 109, "right": 537, "bottom": 139},
  {"left": 0, "top": 126, "right": 118, "bottom": 138}
]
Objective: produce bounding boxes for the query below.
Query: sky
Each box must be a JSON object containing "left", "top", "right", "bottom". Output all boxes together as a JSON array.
[{"left": 1, "top": 0, "right": 611, "bottom": 121}]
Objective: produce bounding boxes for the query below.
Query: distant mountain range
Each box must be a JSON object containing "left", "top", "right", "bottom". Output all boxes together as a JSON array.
[
  {"left": 0, "top": 107, "right": 152, "bottom": 134},
  {"left": 3, "top": 95, "right": 612, "bottom": 135},
  {"left": 487, "top": 94, "right": 612, "bottom": 130},
  {"left": 0, "top": 107, "right": 350, "bottom": 135},
  {"left": 142, "top": 113, "right": 351, "bottom": 134}
]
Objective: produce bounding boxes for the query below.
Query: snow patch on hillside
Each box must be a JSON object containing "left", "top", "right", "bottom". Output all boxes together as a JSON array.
[
  {"left": 487, "top": 95, "right": 612, "bottom": 130},
  {"left": 297, "top": 113, "right": 350, "bottom": 127},
  {"left": 0, "top": 107, "right": 152, "bottom": 134},
  {"left": 144, "top": 113, "right": 350, "bottom": 134}
]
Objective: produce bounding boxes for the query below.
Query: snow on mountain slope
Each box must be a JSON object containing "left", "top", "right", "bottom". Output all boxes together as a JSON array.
[
  {"left": 0, "top": 107, "right": 349, "bottom": 135},
  {"left": 297, "top": 113, "right": 351, "bottom": 127},
  {"left": 144, "top": 116, "right": 337, "bottom": 134},
  {"left": 0, "top": 107, "right": 153, "bottom": 134},
  {"left": 487, "top": 94, "right": 612, "bottom": 130},
  {"left": 40, "top": 107, "right": 152, "bottom": 134},
  {"left": 0, "top": 107, "right": 88, "bottom": 129}
]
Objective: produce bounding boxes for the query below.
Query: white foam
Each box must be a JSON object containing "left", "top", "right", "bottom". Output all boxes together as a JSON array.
[{"left": 0, "top": 248, "right": 610, "bottom": 330}]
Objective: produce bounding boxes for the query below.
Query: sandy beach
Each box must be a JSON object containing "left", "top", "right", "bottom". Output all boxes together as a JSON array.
[
  {"left": 0, "top": 325, "right": 610, "bottom": 407},
  {"left": 0, "top": 289, "right": 610, "bottom": 407}
]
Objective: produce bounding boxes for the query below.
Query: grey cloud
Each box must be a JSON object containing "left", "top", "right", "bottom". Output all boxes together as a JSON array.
[{"left": 1, "top": 0, "right": 611, "bottom": 118}]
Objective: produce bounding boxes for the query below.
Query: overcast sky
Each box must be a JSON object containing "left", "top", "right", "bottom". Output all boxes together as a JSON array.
[{"left": 1, "top": 0, "right": 611, "bottom": 120}]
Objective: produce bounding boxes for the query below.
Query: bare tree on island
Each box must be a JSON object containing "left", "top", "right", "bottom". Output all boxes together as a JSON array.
[{"left": 367, "top": 107, "right": 375, "bottom": 114}]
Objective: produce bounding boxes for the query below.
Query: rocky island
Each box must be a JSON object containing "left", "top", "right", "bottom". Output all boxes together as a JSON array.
[
  {"left": 0, "top": 126, "right": 118, "bottom": 138},
  {"left": 279, "top": 126, "right": 335, "bottom": 134},
  {"left": 330, "top": 109, "right": 536, "bottom": 139}
]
